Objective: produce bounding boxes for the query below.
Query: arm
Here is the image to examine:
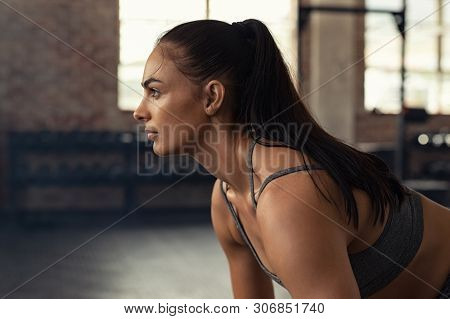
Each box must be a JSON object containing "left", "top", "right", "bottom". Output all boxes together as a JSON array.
[
  {"left": 256, "top": 173, "right": 361, "bottom": 299},
  {"left": 211, "top": 179, "right": 275, "bottom": 299}
]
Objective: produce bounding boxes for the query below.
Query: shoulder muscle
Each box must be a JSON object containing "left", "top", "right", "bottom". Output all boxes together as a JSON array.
[{"left": 256, "top": 173, "right": 360, "bottom": 298}]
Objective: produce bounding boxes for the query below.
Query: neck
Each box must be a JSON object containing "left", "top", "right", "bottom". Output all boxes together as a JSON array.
[{"left": 190, "top": 126, "right": 254, "bottom": 195}]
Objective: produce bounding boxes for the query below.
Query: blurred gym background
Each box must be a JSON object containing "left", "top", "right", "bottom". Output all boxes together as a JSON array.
[{"left": 0, "top": 0, "right": 449, "bottom": 298}]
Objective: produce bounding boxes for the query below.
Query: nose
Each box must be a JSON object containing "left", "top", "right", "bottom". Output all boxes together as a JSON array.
[
  {"left": 133, "top": 101, "right": 151, "bottom": 122},
  {"left": 133, "top": 111, "right": 146, "bottom": 122}
]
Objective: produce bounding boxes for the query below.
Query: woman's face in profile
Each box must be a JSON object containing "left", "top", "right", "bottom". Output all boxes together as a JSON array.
[{"left": 133, "top": 45, "right": 209, "bottom": 156}]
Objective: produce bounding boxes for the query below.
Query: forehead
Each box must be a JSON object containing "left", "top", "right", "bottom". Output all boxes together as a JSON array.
[{"left": 142, "top": 45, "right": 177, "bottom": 82}]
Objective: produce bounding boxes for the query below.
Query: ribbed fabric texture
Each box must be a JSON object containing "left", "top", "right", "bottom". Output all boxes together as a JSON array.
[{"left": 347, "top": 188, "right": 423, "bottom": 298}]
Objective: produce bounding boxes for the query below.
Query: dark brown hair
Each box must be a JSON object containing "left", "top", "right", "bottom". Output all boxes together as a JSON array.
[{"left": 155, "top": 18, "right": 409, "bottom": 230}]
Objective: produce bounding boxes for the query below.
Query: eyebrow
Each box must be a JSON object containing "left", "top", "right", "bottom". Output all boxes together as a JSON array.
[{"left": 141, "top": 77, "right": 163, "bottom": 88}]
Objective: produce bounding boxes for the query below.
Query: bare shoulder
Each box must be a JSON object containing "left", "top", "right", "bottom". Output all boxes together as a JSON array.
[
  {"left": 250, "top": 141, "right": 355, "bottom": 246},
  {"left": 210, "top": 179, "right": 244, "bottom": 248},
  {"left": 254, "top": 172, "right": 360, "bottom": 298},
  {"left": 255, "top": 168, "right": 354, "bottom": 247},
  {"left": 211, "top": 178, "right": 276, "bottom": 298}
]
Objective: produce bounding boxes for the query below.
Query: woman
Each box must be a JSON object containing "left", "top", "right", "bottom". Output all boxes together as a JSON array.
[{"left": 133, "top": 19, "right": 450, "bottom": 299}]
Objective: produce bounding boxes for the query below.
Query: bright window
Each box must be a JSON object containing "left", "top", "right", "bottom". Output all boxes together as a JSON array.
[
  {"left": 118, "top": 0, "right": 298, "bottom": 110},
  {"left": 365, "top": 0, "right": 450, "bottom": 114}
]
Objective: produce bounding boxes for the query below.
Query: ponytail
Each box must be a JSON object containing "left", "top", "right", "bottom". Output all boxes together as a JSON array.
[{"left": 156, "top": 19, "right": 409, "bottom": 229}]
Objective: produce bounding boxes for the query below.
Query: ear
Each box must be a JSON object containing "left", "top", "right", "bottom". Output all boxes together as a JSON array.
[{"left": 203, "top": 80, "right": 225, "bottom": 116}]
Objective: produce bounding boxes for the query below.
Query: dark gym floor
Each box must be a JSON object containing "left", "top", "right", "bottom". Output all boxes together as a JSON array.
[{"left": 0, "top": 223, "right": 290, "bottom": 299}]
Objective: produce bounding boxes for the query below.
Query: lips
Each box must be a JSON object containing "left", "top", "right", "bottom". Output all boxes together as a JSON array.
[
  {"left": 147, "top": 132, "right": 158, "bottom": 137},
  {"left": 145, "top": 130, "right": 158, "bottom": 140}
]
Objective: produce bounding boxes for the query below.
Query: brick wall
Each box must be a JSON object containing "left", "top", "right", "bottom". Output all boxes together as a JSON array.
[
  {"left": 0, "top": 0, "right": 136, "bottom": 214},
  {"left": 0, "top": 0, "right": 135, "bottom": 132}
]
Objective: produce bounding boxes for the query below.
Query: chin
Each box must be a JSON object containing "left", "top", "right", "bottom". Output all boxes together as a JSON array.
[
  {"left": 151, "top": 140, "right": 172, "bottom": 157},
  {"left": 151, "top": 141, "right": 163, "bottom": 156},
  {"left": 151, "top": 137, "right": 186, "bottom": 157}
]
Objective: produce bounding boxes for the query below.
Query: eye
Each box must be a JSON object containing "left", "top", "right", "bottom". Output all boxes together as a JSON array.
[
  {"left": 144, "top": 87, "right": 160, "bottom": 98},
  {"left": 149, "top": 88, "right": 160, "bottom": 98}
]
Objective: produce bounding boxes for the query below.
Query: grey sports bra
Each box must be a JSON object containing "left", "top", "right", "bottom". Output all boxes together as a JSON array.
[{"left": 219, "top": 134, "right": 424, "bottom": 298}]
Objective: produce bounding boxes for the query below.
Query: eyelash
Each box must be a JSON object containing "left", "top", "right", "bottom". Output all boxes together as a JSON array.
[{"left": 148, "top": 88, "right": 160, "bottom": 98}]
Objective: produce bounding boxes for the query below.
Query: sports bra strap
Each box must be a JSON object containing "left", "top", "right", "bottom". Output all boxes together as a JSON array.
[
  {"left": 246, "top": 135, "right": 325, "bottom": 208},
  {"left": 219, "top": 179, "right": 285, "bottom": 286},
  {"left": 255, "top": 163, "right": 325, "bottom": 203}
]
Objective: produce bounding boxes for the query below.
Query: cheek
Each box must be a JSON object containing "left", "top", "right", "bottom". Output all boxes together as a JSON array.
[
  {"left": 163, "top": 95, "right": 204, "bottom": 130},
  {"left": 150, "top": 104, "right": 189, "bottom": 151}
]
